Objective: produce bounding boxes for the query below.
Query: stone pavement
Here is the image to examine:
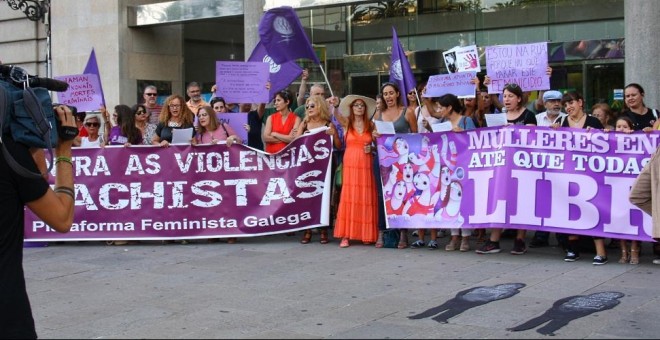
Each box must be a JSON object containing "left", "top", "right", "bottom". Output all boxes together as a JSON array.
[{"left": 24, "top": 233, "right": 660, "bottom": 339}]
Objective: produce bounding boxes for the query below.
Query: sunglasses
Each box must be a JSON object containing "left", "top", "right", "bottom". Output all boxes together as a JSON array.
[
  {"left": 145, "top": 93, "right": 157, "bottom": 97},
  {"left": 305, "top": 104, "right": 316, "bottom": 109},
  {"left": 85, "top": 122, "right": 100, "bottom": 128},
  {"left": 169, "top": 104, "right": 181, "bottom": 108},
  {"left": 352, "top": 103, "right": 365, "bottom": 108},
  {"left": 135, "top": 110, "right": 147, "bottom": 115},
  {"left": 504, "top": 83, "right": 521, "bottom": 90}
]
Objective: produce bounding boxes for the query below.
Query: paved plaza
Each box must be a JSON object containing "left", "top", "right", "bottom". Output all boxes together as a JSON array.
[{"left": 24, "top": 233, "right": 660, "bottom": 339}]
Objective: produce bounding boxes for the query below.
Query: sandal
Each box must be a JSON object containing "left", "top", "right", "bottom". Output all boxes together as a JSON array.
[
  {"left": 339, "top": 238, "right": 350, "bottom": 248},
  {"left": 227, "top": 238, "right": 237, "bottom": 244},
  {"left": 301, "top": 230, "right": 312, "bottom": 244},
  {"left": 618, "top": 249, "right": 629, "bottom": 264},
  {"left": 375, "top": 231, "right": 384, "bottom": 248},
  {"left": 630, "top": 248, "right": 640, "bottom": 265},
  {"left": 320, "top": 229, "right": 329, "bottom": 244},
  {"left": 397, "top": 231, "right": 408, "bottom": 249}
]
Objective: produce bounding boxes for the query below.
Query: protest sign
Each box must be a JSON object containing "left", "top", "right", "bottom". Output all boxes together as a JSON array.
[
  {"left": 376, "top": 127, "right": 655, "bottom": 241},
  {"left": 443, "top": 45, "right": 480, "bottom": 73},
  {"left": 25, "top": 132, "right": 333, "bottom": 241},
  {"left": 216, "top": 61, "right": 270, "bottom": 104},
  {"left": 218, "top": 112, "right": 248, "bottom": 143},
  {"left": 424, "top": 72, "right": 477, "bottom": 98},
  {"left": 486, "top": 42, "right": 549, "bottom": 93},
  {"left": 54, "top": 73, "right": 103, "bottom": 112}
]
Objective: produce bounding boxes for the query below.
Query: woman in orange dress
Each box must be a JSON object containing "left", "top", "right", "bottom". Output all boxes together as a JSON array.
[{"left": 334, "top": 95, "right": 378, "bottom": 247}]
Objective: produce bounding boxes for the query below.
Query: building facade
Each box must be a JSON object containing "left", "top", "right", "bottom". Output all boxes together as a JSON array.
[{"left": 1, "top": 0, "right": 658, "bottom": 111}]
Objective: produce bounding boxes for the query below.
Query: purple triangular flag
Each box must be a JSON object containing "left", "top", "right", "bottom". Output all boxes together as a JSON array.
[
  {"left": 258, "top": 6, "right": 320, "bottom": 65},
  {"left": 389, "top": 27, "right": 416, "bottom": 106},
  {"left": 83, "top": 48, "right": 106, "bottom": 106},
  {"left": 248, "top": 41, "right": 303, "bottom": 101}
]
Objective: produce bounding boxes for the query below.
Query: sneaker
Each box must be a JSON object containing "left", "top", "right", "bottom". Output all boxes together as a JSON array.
[
  {"left": 410, "top": 240, "right": 425, "bottom": 249},
  {"left": 412, "top": 230, "right": 419, "bottom": 237},
  {"left": 427, "top": 240, "right": 438, "bottom": 250},
  {"left": 564, "top": 251, "right": 580, "bottom": 262},
  {"left": 510, "top": 239, "right": 527, "bottom": 255},
  {"left": 593, "top": 255, "right": 608, "bottom": 265},
  {"left": 529, "top": 238, "right": 549, "bottom": 248},
  {"left": 653, "top": 257, "right": 660, "bottom": 265},
  {"left": 475, "top": 240, "right": 501, "bottom": 254}
]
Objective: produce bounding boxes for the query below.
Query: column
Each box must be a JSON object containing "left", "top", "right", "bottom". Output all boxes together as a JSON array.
[
  {"left": 625, "top": 0, "right": 660, "bottom": 109},
  {"left": 243, "top": 0, "right": 265, "bottom": 61}
]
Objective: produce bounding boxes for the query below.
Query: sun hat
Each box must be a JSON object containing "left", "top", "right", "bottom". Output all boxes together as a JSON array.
[{"left": 338, "top": 95, "right": 377, "bottom": 117}]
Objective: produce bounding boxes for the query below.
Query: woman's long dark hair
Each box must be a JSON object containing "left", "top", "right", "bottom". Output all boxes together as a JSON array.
[{"left": 116, "top": 104, "right": 142, "bottom": 144}]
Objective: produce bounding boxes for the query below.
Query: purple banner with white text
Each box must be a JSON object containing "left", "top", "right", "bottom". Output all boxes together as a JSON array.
[
  {"left": 377, "top": 126, "right": 655, "bottom": 242},
  {"left": 25, "top": 132, "right": 333, "bottom": 241}
]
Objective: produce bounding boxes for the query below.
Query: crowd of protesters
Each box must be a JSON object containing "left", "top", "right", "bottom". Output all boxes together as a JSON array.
[{"left": 65, "top": 69, "right": 660, "bottom": 267}]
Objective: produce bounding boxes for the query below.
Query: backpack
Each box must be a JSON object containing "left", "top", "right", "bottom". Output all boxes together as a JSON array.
[{"left": 0, "top": 78, "right": 58, "bottom": 178}]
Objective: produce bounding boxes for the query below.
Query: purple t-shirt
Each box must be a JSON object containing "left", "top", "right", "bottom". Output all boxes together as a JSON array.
[{"left": 108, "top": 126, "right": 142, "bottom": 145}]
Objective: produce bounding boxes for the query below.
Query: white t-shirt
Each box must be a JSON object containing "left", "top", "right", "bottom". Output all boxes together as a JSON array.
[{"left": 535, "top": 111, "right": 566, "bottom": 127}]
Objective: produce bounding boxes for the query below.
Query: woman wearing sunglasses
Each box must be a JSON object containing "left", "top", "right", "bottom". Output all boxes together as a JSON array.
[
  {"left": 132, "top": 104, "right": 158, "bottom": 145},
  {"left": 294, "top": 96, "right": 341, "bottom": 244},
  {"left": 73, "top": 114, "right": 105, "bottom": 147},
  {"left": 333, "top": 95, "right": 378, "bottom": 248}
]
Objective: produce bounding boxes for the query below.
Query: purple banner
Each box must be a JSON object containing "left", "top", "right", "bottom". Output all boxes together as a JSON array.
[
  {"left": 83, "top": 48, "right": 106, "bottom": 106},
  {"left": 376, "top": 126, "right": 655, "bottom": 242},
  {"left": 486, "top": 42, "right": 549, "bottom": 93},
  {"left": 390, "top": 26, "right": 416, "bottom": 107},
  {"left": 258, "top": 6, "right": 320, "bottom": 65},
  {"left": 248, "top": 40, "right": 303, "bottom": 101},
  {"left": 25, "top": 132, "right": 333, "bottom": 242},
  {"left": 215, "top": 61, "right": 270, "bottom": 104}
]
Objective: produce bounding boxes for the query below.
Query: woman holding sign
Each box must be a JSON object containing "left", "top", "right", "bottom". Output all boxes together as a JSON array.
[
  {"left": 133, "top": 104, "right": 158, "bottom": 146},
  {"left": 192, "top": 105, "right": 241, "bottom": 245},
  {"left": 372, "top": 82, "right": 418, "bottom": 249},
  {"left": 152, "top": 94, "right": 195, "bottom": 147},
  {"left": 192, "top": 105, "right": 241, "bottom": 146},
  {"left": 476, "top": 82, "right": 536, "bottom": 256},
  {"left": 295, "top": 96, "right": 341, "bottom": 244},
  {"left": 554, "top": 91, "right": 607, "bottom": 265},
  {"left": 107, "top": 105, "right": 143, "bottom": 146}
]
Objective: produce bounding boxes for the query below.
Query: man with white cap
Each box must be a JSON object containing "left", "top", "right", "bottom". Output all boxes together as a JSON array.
[
  {"left": 535, "top": 90, "right": 566, "bottom": 127},
  {"left": 530, "top": 89, "right": 566, "bottom": 248}
]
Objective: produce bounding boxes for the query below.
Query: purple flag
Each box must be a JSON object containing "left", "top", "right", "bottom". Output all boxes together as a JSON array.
[
  {"left": 248, "top": 41, "right": 303, "bottom": 101},
  {"left": 389, "top": 27, "right": 416, "bottom": 106},
  {"left": 83, "top": 48, "right": 106, "bottom": 106},
  {"left": 258, "top": 6, "right": 320, "bottom": 65}
]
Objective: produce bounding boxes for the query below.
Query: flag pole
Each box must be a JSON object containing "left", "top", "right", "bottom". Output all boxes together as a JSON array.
[{"left": 317, "top": 63, "right": 335, "bottom": 99}]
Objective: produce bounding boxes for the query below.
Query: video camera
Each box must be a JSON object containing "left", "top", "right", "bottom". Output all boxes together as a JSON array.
[
  {"left": 0, "top": 64, "right": 78, "bottom": 177},
  {"left": 0, "top": 64, "right": 78, "bottom": 144}
]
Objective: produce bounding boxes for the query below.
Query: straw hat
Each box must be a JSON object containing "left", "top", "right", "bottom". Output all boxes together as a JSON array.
[{"left": 338, "top": 95, "right": 377, "bottom": 118}]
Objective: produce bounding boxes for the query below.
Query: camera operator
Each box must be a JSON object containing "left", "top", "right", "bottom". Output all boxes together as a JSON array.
[{"left": 0, "top": 105, "right": 76, "bottom": 339}]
